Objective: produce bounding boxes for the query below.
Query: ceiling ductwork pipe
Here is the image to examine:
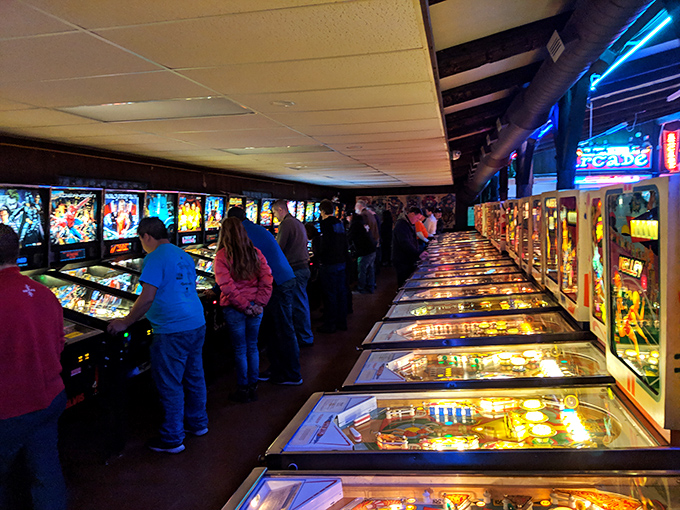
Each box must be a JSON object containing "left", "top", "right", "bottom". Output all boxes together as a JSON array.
[{"left": 458, "top": 0, "right": 655, "bottom": 203}]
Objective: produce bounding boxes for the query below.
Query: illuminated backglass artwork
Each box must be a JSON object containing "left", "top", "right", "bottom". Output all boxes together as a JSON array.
[
  {"left": 145, "top": 193, "right": 176, "bottom": 233},
  {"left": 590, "top": 197, "right": 606, "bottom": 325},
  {"left": 178, "top": 194, "right": 203, "bottom": 233},
  {"left": 103, "top": 192, "right": 139, "bottom": 241},
  {"left": 531, "top": 198, "right": 542, "bottom": 271},
  {"left": 50, "top": 189, "right": 98, "bottom": 245},
  {"left": 559, "top": 196, "right": 578, "bottom": 302},
  {"left": 0, "top": 187, "right": 44, "bottom": 247},
  {"left": 545, "top": 198, "right": 558, "bottom": 282},
  {"left": 607, "top": 187, "right": 661, "bottom": 394}
]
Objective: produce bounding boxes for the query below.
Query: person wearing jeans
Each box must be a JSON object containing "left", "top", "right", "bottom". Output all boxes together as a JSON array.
[
  {"left": 214, "top": 218, "right": 273, "bottom": 402},
  {"left": 150, "top": 325, "right": 208, "bottom": 442},
  {"left": 272, "top": 200, "right": 314, "bottom": 347},
  {"left": 109, "top": 217, "right": 207, "bottom": 454},
  {"left": 0, "top": 224, "right": 67, "bottom": 510}
]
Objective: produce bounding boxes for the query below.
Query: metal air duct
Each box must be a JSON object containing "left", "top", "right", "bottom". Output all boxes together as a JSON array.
[{"left": 458, "top": 0, "right": 655, "bottom": 203}]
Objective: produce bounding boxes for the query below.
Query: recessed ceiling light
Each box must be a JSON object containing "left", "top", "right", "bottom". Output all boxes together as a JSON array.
[
  {"left": 59, "top": 96, "right": 252, "bottom": 122},
  {"left": 270, "top": 100, "right": 296, "bottom": 107}
]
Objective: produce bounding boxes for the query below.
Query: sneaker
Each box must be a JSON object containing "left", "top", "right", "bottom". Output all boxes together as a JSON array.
[
  {"left": 229, "top": 386, "right": 251, "bottom": 403},
  {"left": 271, "top": 377, "right": 303, "bottom": 386},
  {"left": 258, "top": 369, "right": 272, "bottom": 382},
  {"left": 147, "top": 437, "right": 185, "bottom": 454},
  {"left": 248, "top": 384, "right": 258, "bottom": 402},
  {"left": 184, "top": 427, "right": 209, "bottom": 437}
]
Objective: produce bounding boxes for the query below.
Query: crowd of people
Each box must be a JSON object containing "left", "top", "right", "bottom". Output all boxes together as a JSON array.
[{"left": 0, "top": 197, "right": 442, "bottom": 508}]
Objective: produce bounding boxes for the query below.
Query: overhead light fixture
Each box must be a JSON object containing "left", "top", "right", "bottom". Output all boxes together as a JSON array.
[
  {"left": 223, "top": 145, "right": 332, "bottom": 155},
  {"left": 270, "top": 100, "right": 296, "bottom": 107},
  {"left": 590, "top": 15, "right": 673, "bottom": 91},
  {"left": 59, "top": 96, "right": 253, "bottom": 122},
  {"left": 667, "top": 88, "right": 680, "bottom": 102}
]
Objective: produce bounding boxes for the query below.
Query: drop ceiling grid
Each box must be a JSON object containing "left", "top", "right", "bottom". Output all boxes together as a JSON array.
[{"left": 1, "top": 0, "right": 451, "bottom": 187}]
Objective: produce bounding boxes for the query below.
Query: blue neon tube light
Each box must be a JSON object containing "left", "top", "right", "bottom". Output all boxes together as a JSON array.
[{"left": 590, "top": 15, "right": 673, "bottom": 91}]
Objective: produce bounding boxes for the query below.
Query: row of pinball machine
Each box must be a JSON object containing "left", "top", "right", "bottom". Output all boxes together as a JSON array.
[
  {"left": 0, "top": 184, "right": 331, "bottom": 437},
  {"left": 219, "top": 176, "right": 680, "bottom": 509}
]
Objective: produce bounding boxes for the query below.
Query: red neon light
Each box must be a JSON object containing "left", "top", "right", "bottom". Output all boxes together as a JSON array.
[{"left": 663, "top": 130, "right": 679, "bottom": 172}]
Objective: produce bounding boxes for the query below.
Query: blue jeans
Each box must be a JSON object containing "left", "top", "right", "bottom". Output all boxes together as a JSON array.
[
  {"left": 357, "top": 251, "right": 376, "bottom": 292},
  {"left": 0, "top": 391, "right": 67, "bottom": 510},
  {"left": 222, "top": 306, "right": 263, "bottom": 386},
  {"left": 263, "top": 277, "right": 302, "bottom": 382},
  {"left": 319, "top": 263, "right": 347, "bottom": 330},
  {"left": 150, "top": 324, "right": 208, "bottom": 445},
  {"left": 292, "top": 266, "right": 314, "bottom": 345}
]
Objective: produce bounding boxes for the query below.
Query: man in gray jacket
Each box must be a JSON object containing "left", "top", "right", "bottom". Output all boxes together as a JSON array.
[{"left": 272, "top": 199, "right": 314, "bottom": 347}]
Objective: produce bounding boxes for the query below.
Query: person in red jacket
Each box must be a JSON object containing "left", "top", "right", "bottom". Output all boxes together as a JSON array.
[
  {"left": 0, "top": 224, "right": 66, "bottom": 510},
  {"left": 214, "top": 217, "right": 273, "bottom": 402}
]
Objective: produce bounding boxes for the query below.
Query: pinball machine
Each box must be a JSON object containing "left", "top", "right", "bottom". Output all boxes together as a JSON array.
[
  {"left": 401, "top": 272, "right": 528, "bottom": 290},
  {"left": 519, "top": 197, "right": 532, "bottom": 274},
  {"left": 490, "top": 202, "right": 506, "bottom": 252},
  {"left": 343, "top": 340, "right": 611, "bottom": 391},
  {"left": 542, "top": 191, "right": 559, "bottom": 295},
  {"left": 383, "top": 293, "right": 562, "bottom": 321},
  {"left": 505, "top": 199, "right": 520, "bottom": 264},
  {"left": 228, "top": 194, "right": 246, "bottom": 212},
  {"left": 1, "top": 184, "right": 103, "bottom": 409},
  {"left": 555, "top": 190, "right": 590, "bottom": 325},
  {"left": 263, "top": 385, "right": 673, "bottom": 471},
  {"left": 204, "top": 193, "right": 226, "bottom": 245},
  {"left": 360, "top": 310, "right": 593, "bottom": 350},
  {"left": 529, "top": 195, "right": 544, "bottom": 286},
  {"left": 245, "top": 198, "right": 259, "bottom": 223},
  {"left": 602, "top": 175, "right": 680, "bottom": 440},
  {"left": 222, "top": 468, "right": 680, "bottom": 510},
  {"left": 393, "top": 281, "right": 544, "bottom": 303},
  {"left": 584, "top": 188, "right": 608, "bottom": 346}
]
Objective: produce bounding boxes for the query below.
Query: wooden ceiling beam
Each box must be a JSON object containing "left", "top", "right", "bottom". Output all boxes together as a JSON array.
[
  {"left": 436, "top": 12, "right": 572, "bottom": 77},
  {"left": 441, "top": 62, "right": 542, "bottom": 107}
]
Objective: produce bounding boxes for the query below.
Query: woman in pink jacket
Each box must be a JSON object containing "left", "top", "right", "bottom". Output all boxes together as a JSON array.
[{"left": 215, "top": 217, "right": 273, "bottom": 402}]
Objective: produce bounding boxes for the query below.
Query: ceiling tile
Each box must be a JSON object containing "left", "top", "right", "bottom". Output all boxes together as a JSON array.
[
  {"left": 170, "top": 129, "right": 316, "bottom": 148},
  {"left": 0, "top": 0, "right": 76, "bottom": 38},
  {"left": 0, "top": 71, "right": 215, "bottom": 108},
  {"left": 22, "top": 0, "right": 347, "bottom": 29},
  {"left": 181, "top": 51, "right": 432, "bottom": 99},
  {"left": 230, "top": 82, "right": 437, "bottom": 114},
  {"left": 267, "top": 104, "right": 442, "bottom": 127},
  {"left": 315, "top": 129, "right": 444, "bottom": 145},
  {"left": 305, "top": 118, "right": 443, "bottom": 137},
  {"left": 114, "top": 113, "right": 284, "bottom": 134},
  {"left": 0, "top": 108, "right": 98, "bottom": 128},
  {"left": 0, "top": 32, "right": 161, "bottom": 84},
  {"left": 94, "top": 0, "right": 424, "bottom": 68}
]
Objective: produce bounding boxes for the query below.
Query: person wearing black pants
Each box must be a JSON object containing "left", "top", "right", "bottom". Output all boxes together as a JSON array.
[
  {"left": 391, "top": 207, "right": 424, "bottom": 288},
  {"left": 316, "top": 199, "right": 348, "bottom": 333}
]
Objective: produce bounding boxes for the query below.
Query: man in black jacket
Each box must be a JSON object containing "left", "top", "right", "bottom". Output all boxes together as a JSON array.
[
  {"left": 347, "top": 212, "right": 376, "bottom": 294},
  {"left": 316, "top": 199, "right": 348, "bottom": 333},
  {"left": 392, "top": 206, "right": 424, "bottom": 287}
]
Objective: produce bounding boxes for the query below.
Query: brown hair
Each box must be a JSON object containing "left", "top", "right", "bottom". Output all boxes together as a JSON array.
[
  {"left": 217, "top": 217, "right": 260, "bottom": 281},
  {"left": 0, "top": 224, "right": 20, "bottom": 265}
]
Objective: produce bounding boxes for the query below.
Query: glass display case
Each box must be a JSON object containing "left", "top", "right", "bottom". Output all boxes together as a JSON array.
[
  {"left": 59, "top": 265, "right": 143, "bottom": 295},
  {"left": 223, "top": 468, "right": 680, "bottom": 510},
  {"left": 403, "top": 273, "right": 527, "bottom": 290},
  {"left": 264, "top": 386, "right": 670, "bottom": 471},
  {"left": 384, "top": 293, "right": 560, "bottom": 321},
  {"left": 343, "top": 341, "right": 611, "bottom": 391},
  {"left": 394, "top": 282, "right": 543, "bottom": 303},
  {"left": 32, "top": 273, "right": 134, "bottom": 321},
  {"left": 410, "top": 266, "right": 521, "bottom": 280},
  {"left": 543, "top": 194, "right": 559, "bottom": 292},
  {"left": 531, "top": 196, "right": 543, "bottom": 283},
  {"left": 603, "top": 176, "right": 680, "bottom": 433},
  {"left": 362, "top": 311, "right": 590, "bottom": 350}
]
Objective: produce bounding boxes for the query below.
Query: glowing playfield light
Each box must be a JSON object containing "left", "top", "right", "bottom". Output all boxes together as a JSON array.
[{"left": 590, "top": 15, "right": 673, "bottom": 91}]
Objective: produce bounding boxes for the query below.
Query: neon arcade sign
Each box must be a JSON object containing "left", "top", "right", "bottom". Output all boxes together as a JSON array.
[{"left": 576, "top": 145, "right": 652, "bottom": 171}]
